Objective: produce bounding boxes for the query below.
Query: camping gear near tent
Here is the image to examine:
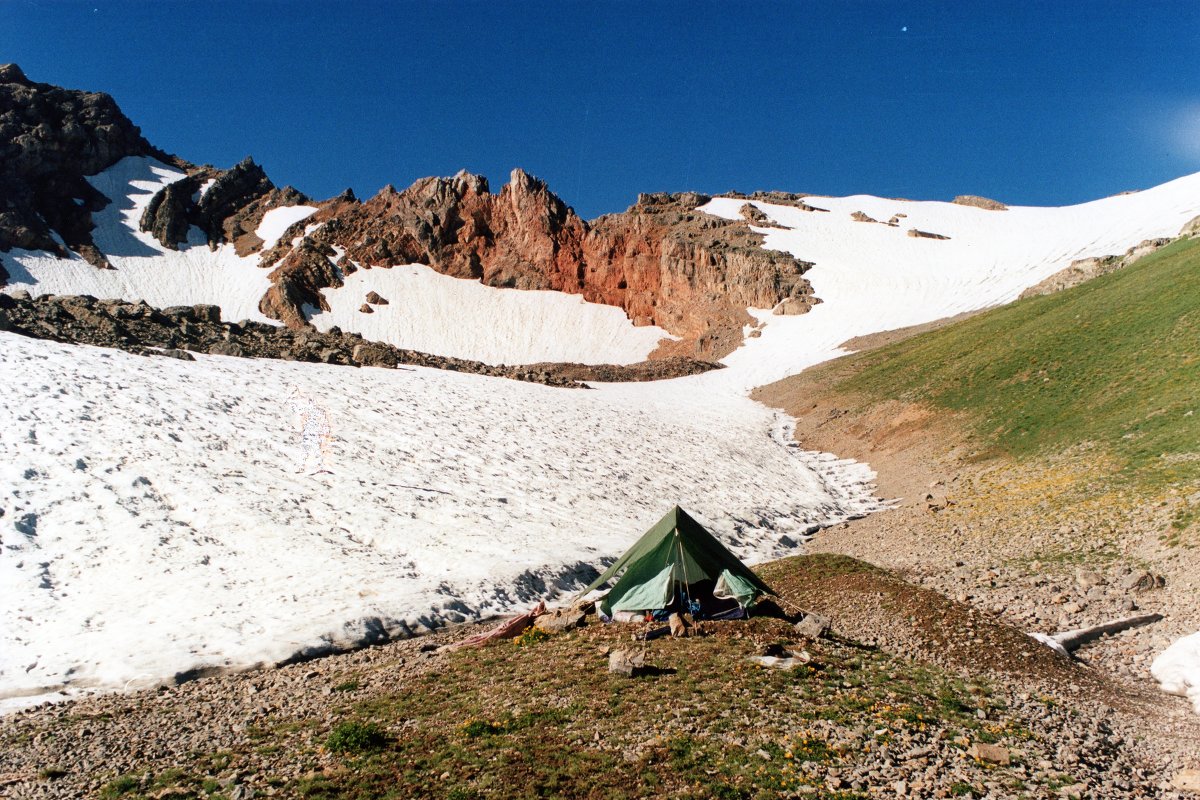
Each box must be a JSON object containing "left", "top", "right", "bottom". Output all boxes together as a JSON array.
[{"left": 581, "top": 505, "right": 775, "bottom": 619}]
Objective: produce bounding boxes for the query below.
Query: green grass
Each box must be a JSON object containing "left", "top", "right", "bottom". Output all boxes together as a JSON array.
[
  {"left": 325, "top": 721, "right": 388, "bottom": 754},
  {"left": 832, "top": 235, "right": 1200, "bottom": 518},
  {"left": 272, "top": 603, "right": 1010, "bottom": 800}
]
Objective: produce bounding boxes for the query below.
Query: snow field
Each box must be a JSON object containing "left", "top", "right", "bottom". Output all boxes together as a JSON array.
[
  {"left": 308, "top": 263, "right": 675, "bottom": 365},
  {"left": 697, "top": 171, "right": 1200, "bottom": 392},
  {"left": 0, "top": 334, "right": 880, "bottom": 710}
]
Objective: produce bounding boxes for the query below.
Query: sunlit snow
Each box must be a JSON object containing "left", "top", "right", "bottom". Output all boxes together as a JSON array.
[{"left": 3, "top": 157, "right": 1200, "bottom": 712}]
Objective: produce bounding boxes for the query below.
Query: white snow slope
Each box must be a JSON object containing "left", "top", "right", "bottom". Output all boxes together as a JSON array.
[{"left": 3, "top": 160, "right": 1200, "bottom": 712}]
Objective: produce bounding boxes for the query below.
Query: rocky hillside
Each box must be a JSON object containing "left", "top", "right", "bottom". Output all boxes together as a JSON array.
[
  {"left": 0, "top": 64, "right": 166, "bottom": 269},
  {"left": 0, "top": 65, "right": 817, "bottom": 360},
  {"left": 755, "top": 232, "right": 1200, "bottom": 706},
  {"left": 0, "top": 290, "right": 721, "bottom": 386}
]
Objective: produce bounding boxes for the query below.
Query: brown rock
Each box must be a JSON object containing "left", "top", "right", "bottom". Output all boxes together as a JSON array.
[
  {"left": 257, "top": 171, "right": 818, "bottom": 359},
  {"left": 365, "top": 291, "right": 389, "bottom": 305},
  {"left": 607, "top": 649, "right": 645, "bottom": 677},
  {"left": 1173, "top": 770, "right": 1200, "bottom": 794},
  {"left": 359, "top": 304, "right": 374, "bottom": 314},
  {"left": 967, "top": 742, "right": 1011, "bottom": 765},
  {"left": 850, "top": 211, "right": 878, "bottom": 223},
  {"left": 952, "top": 195, "right": 1008, "bottom": 211},
  {"left": 534, "top": 608, "right": 585, "bottom": 634},
  {"left": 907, "top": 228, "right": 951, "bottom": 240}
]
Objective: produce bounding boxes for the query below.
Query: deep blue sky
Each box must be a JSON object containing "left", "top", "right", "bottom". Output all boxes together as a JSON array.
[{"left": 3, "top": 2, "right": 1199, "bottom": 219}]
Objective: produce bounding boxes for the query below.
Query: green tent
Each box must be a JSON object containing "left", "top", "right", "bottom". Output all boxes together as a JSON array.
[{"left": 582, "top": 505, "right": 775, "bottom": 618}]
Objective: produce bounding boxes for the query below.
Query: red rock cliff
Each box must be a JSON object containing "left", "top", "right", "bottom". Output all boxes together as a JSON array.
[{"left": 259, "top": 169, "right": 815, "bottom": 359}]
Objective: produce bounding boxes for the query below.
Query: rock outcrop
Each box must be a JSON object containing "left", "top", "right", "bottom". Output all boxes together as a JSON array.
[
  {"left": 0, "top": 291, "right": 722, "bottom": 386},
  {"left": 907, "top": 228, "right": 951, "bottom": 240},
  {"left": 139, "top": 157, "right": 309, "bottom": 252},
  {"left": 952, "top": 195, "right": 1008, "bottom": 211},
  {"left": 259, "top": 173, "right": 817, "bottom": 358},
  {"left": 1019, "top": 238, "right": 1171, "bottom": 299},
  {"left": 0, "top": 63, "right": 171, "bottom": 271}
]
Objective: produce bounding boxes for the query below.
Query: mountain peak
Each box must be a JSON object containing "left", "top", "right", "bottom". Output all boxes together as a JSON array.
[{"left": 0, "top": 63, "right": 28, "bottom": 84}]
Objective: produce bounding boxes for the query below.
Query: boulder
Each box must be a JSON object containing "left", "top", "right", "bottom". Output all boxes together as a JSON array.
[
  {"left": 907, "top": 228, "right": 951, "bottom": 240},
  {"left": 192, "top": 304, "right": 221, "bottom": 324},
  {"left": 359, "top": 303, "right": 374, "bottom": 314},
  {"left": 1179, "top": 215, "right": 1200, "bottom": 238},
  {"left": 607, "top": 649, "right": 645, "bottom": 677},
  {"left": 773, "top": 296, "right": 819, "bottom": 316},
  {"left": 208, "top": 341, "right": 245, "bottom": 357},
  {"left": 1173, "top": 770, "right": 1200, "bottom": 793},
  {"left": 952, "top": 195, "right": 1008, "bottom": 211},
  {"left": 533, "top": 607, "right": 585, "bottom": 634},
  {"left": 1074, "top": 568, "right": 1105, "bottom": 591},
  {"left": 794, "top": 612, "right": 831, "bottom": 639},
  {"left": 1122, "top": 571, "right": 1165, "bottom": 594},
  {"left": 967, "top": 742, "right": 1011, "bottom": 765},
  {"left": 365, "top": 291, "right": 389, "bottom": 306},
  {"left": 351, "top": 343, "right": 397, "bottom": 368},
  {"left": 850, "top": 210, "right": 877, "bottom": 223}
]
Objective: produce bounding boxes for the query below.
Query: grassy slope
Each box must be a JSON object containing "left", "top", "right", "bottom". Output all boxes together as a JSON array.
[{"left": 831, "top": 236, "right": 1200, "bottom": 521}]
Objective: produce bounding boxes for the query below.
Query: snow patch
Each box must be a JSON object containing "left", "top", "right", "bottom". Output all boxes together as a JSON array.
[
  {"left": 308, "top": 263, "right": 674, "bottom": 365},
  {"left": 256, "top": 205, "right": 317, "bottom": 251},
  {"left": 1152, "top": 632, "right": 1200, "bottom": 713}
]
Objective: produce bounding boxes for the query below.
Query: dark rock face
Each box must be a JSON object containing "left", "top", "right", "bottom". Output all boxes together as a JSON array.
[
  {"left": 0, "top": 63, "right": 167, "bottom": 269},
  {"left": 139, "top": 158, "right": 307, "bottom": 252},
  {"left": 0, "top": 292, "right": 722, "bottom": 386}
]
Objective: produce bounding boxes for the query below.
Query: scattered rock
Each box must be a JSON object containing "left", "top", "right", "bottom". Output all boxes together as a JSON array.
[
  {"left": 358, "top": 304, "right": 374, "bottom": 314},
  {"left": 2, "top": 293, "right": 719, "bottom": 387},
  {"left": 850, "top": 211, "right": 878, "bottom": 223},
  {"left": 365, "top": 291, "right": 389, "bottom": 306}
]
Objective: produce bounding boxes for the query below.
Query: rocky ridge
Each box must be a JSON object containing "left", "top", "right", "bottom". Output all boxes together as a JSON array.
[
  {"left": 1020, "top": 234, "right": 1181, "bottom": 299},
  {"left": 253, "top": 174, "right": 818, "bottom": 359},
  {"left": 0, "top": 65, "right": 821, "bottom": 360},
  {"left": 0, "top": 63, "right": 170, "bottom": 271},
  {"left": 0, "top": 291, "right": 722, "bottom": 386}
]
